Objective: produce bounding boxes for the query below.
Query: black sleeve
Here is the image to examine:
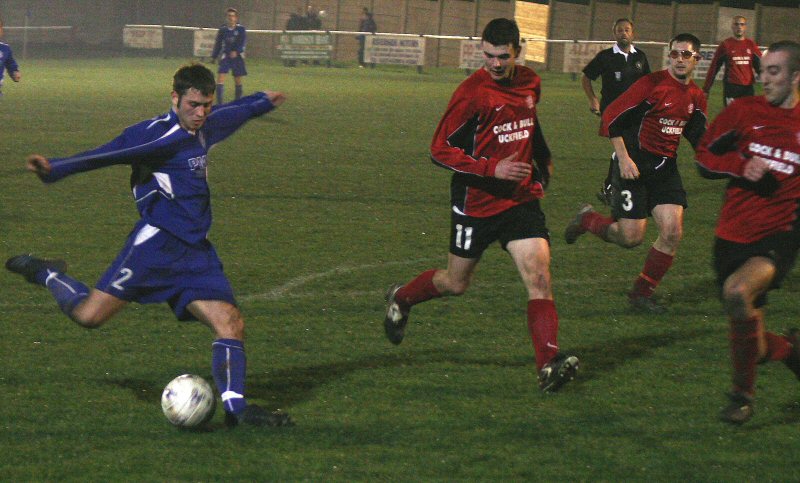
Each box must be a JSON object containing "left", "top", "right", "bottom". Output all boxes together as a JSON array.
[
  {"left": 707, "top": 53, "right": 726, "bottom": 84},
  {"left": 532, "top": 118, "right": 552, "bottom": 188},
  {"left": 752, "top": 54, "right": 761, "bottom": 75},
  {"left": 683, "top": 109, "right": 708, "bottom": 150},
  {"left": 582, "top": 51, "right": 604, "bottom": 80}
]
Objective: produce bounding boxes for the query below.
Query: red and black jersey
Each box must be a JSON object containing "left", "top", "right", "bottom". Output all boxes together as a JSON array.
[
  {"left": 696, "top": 96, "right": 800, "bottom": 243},
  {"left": 430, "top": 66, "right": 551, "bottom": 218},
  {"left": 702, "top": 37, "right": 762, "bottom": 91},
  {"left": 602, "top": 70, "right": 707, "bottom": 161}
]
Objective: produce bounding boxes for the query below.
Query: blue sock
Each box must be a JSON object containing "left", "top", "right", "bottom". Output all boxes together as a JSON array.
[
  {"left": 216, "top": 84, "right": 224, "bottom": 105},
  {"left": 212, "top": 338, "right": 247, "bottom": 414},
  {"left": 44, "top": 272, "right": 89, "bottom": 316},
  {"left": 235, "top": 84, "right": 243, "bottom": 100}
]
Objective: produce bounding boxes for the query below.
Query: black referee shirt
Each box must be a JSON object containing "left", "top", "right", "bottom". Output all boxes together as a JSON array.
[{"left": 583, "top": 45, "right": 651, "bottom": 112}]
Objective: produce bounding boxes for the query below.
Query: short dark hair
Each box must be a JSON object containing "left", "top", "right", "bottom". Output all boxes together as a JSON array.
[
  {"left": 173, "top": 64, "right": 216, "bottom": 99},
  {"left": 482, "top": 18, "right": 520, "bottom": 51},
  {"left": 613, "top": 18, "right": 633, "bottom": 30},
  {"left": 767, "top": 40, "right": 800, "bottom": 74},
  {"left": 670, "top": 33, "right": 701, "bottom": 53}
]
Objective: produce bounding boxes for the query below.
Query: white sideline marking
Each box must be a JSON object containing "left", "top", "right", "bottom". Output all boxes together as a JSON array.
[{"left": 239, "top": 258, "right": 438, "bottom": 302}]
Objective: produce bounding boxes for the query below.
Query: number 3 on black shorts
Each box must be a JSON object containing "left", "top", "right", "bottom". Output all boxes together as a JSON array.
[{"left": 620, "top": 189, "right": 633, "bottom": 211}]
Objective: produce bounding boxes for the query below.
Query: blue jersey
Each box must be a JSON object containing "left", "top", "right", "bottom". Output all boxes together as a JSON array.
[
  {"left": 41, "top": 92, "right": 275, "bottom": 244},
  {"left": 211, "top": 24, "right": 246, "bottom": 60},
  {"left": 0, "top": 42, "right": 19, "bottom": 82}
]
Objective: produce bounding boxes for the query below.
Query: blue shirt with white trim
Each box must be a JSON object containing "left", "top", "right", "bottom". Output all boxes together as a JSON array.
[
  {"left": 211, "top": 24, "right": 246, "bottom": 60},
  {"left": 41, "top": 92, "right": 275, "bottom": 244}
]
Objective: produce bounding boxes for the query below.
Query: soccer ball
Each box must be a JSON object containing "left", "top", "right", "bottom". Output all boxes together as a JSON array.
[{"left": 161, "top": 374, "right": 216, "bottom": 428}]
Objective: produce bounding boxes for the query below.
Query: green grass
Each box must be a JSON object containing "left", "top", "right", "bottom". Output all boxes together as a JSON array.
[{"left": 1, "top": 58, "right": 798, "bottom": 481}]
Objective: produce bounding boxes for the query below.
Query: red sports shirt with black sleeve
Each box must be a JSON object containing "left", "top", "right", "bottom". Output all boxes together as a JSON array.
[
  {"left": 696, "top": 96, "right": 800, "bottom": 243},
  {"left": 430, "top": 66, "right": 551, "bottom": 218},
  {"left": 702, "top": 37, "right": 762, "bottom": 91},
  {"left": 602, "top": 70, "right": 707, "bottom": 160}
]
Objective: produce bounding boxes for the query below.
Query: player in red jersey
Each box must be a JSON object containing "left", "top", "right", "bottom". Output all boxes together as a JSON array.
[
  {"left": 702, "top": 16, "right": 762, "bottom": 107},
  {"left": 382, "top": 18, "right": 578, "bottom": 393},
  {"left": 696, "top": 40, "right": 800, "bottom": 425},
  {"left": 565, "top": 33, "right": 708, "bottom": 313}
]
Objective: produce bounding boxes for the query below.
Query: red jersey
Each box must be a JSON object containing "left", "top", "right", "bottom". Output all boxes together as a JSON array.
[
  {"left": 696, "top": 96, "right": 800, "bottom": 243},
  {"left": 430, "top": 66, "right": 551, "bottom": 218},
  {"left": 702, "top": 37, "right": 762, "bottom": 91},
  {"left": 602, "top": 70, "right": 707, "bottom": 159}
]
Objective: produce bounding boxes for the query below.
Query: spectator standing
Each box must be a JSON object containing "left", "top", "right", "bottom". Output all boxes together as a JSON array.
[{"left": 357, "top": 7, "right": 377, "bottom": 68}]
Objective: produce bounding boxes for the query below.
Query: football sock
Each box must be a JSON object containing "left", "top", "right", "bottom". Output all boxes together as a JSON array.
[
  {"left": 527, "top": 299, "right": 559, "bottom": 371},
  {"left": 235, "top": 84, "right": 243, "bottom": 100},
  {"left": 216, "top": 84, "right": 224, "bottom": 105},
  {"left": 730, "top": 316, "right": 760, "bottom": 396},
  {"left": 212, "top": 339, "right": 248, "bottom": 414},
  {"left": 395, "top": 269, "right": 441, "bottom": 309},
  {"left": 763, "top": 331, "right": 791, "bottom": 362},
  {"left": 582, "top": 211, "right": 613, "bottom": 239},
  {"left": 630, "top": 247, "right": 673, "bottom": 299},
  {"left": 44, "top": 272, "right": 89, "bottom": 316}
]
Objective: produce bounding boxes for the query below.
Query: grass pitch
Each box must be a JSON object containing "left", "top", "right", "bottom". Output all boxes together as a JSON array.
[{"left": 1, "top": 58, "right": 798, "bottom": 481}]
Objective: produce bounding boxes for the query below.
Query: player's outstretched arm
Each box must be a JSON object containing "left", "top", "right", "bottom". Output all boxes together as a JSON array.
[{"left": 26, "top": 154, "right": 52, "bottom": 180}]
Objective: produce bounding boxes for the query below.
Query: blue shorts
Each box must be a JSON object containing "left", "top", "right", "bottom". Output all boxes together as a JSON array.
[
  {"left": 218, "top": 56, "right": 247, "bottom": 77},
  {"left": 96, "top": 222, "right": 237, "bottom": 321}
]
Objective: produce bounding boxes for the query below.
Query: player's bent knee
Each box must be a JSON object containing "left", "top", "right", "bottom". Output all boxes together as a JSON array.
[
  {"left": 218, "top": 306, "right": 245, "bottom": 339},
  {"left": 440, "top": 276, "right": 470, "bottom": 296},
  {"left": 618, "top": 236, "right": 644, "bottom": 249},
  {"left": 722, "top": 283, "right": 750, "bottom": 316},
  {"left": 70, "top": 310, "right": 109, "bottom": 329}
]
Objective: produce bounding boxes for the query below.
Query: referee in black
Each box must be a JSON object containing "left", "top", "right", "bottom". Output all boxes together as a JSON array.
[{"left": 581, "top": 18, "right": 650, "bottom": 205}]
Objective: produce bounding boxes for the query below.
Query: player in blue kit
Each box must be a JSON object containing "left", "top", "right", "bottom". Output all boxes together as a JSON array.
[
  {"left": 210, "top": 8, "right": 247, "bottom": 105},
  {"left": 0, "top": 18, "right": 22, "bottom": 96},
  {"left": 5, "top": 63, "right": 292, "bottom": 428}
]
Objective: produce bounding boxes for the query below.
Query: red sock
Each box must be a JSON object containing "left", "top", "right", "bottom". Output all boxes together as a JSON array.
[
  {"left": 395, "top": 269, "right": 441, "bottom": 309},
  {"left": 630, "top": 247, "right": 674, "bottom": 298},
  {"left": 763, "top": 332, "right": 791, "bottom": 362},
  {"left": 527, "top": 299, "right": 559, "bottom": 370},
  {"left": 582, "top": 211, "right": 613, "bottom": 237},
  {"left": 730, "top": 316, "right": 760, "bottom": 396}
]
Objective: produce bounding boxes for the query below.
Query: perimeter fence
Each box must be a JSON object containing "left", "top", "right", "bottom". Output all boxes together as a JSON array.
[{"left": 3, "top": 23, "right": 755, "bottom": 81}]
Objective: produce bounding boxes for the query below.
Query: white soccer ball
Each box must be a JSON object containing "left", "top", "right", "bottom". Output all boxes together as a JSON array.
[{"left": 161, "top": 374, "right": 216, "bottom": 428}]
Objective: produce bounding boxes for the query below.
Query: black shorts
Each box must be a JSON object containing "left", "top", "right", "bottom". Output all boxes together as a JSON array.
[
  {"left": 449, "top": 201, "right": 550, "bottom": 259},
  {"left": 723, "top": 83, "right": 755, "bottom": 106},
  {"left": 713, "top": 232, "right": 800, "bottom": 307},
  {"left": 610, "top": 152, "right": 687, "bottom": 219}
]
